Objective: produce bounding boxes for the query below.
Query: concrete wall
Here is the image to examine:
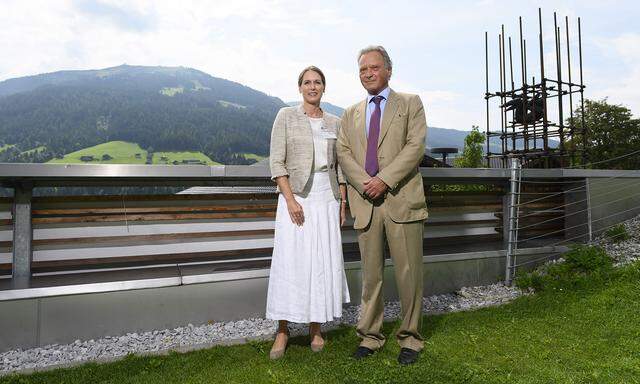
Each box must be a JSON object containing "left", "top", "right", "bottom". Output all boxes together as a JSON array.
[
  {"left": 0, "top": 248, "right": 555, "bottom": 352},
  {"left": 588, "top": 178, "right": 640, "bottom": 236}
]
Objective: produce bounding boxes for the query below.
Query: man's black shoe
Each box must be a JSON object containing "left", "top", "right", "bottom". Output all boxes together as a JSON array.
[
  {"left": 397, "top": 348, "right": 419, "bottom": 365},
  {"left": 353, "top": 346, "right": 375, "bottom": 360}
]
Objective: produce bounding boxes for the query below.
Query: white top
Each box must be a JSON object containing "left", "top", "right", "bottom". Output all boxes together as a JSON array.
[{"left": 309, "top": 117, "right": 328, "bottom": 172}]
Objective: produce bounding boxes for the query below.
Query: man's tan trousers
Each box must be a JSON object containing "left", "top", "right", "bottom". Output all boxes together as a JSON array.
[{"left": 356, "top": 200, "right": 424, "bottom": 351}]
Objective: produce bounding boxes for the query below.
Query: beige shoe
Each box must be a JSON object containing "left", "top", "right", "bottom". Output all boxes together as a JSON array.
[
  {"left": 310, "top": 341, "right": 325, "bottom": 353},
  {"left": 269, "top": 332, "right": 288, "bottom": 360},
  {"left": 310, "top": 334, "right": 325, "bottom": 353},
  {"left": 269, "top": 346, "right": 286, "bottom": 360}
]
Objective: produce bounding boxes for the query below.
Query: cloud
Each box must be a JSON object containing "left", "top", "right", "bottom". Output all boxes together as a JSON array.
[
  {"left": 74, "top": 0, "right": 156, "bottom": 32},
  {"left": 590, "top": 33, "right": 640, "bottom": 116},
  {"left": 0, "top": 0, "right": 638, "bottom": 131}
]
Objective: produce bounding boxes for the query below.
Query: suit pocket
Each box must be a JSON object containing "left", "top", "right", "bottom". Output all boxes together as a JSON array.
[{"left": 401, "top": 174, "right": 427, "bottom": 209}]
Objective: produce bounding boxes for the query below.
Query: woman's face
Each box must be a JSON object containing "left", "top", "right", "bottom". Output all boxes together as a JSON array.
[{"left": 299, "top": 70, "right": 324, "bottom": 105}]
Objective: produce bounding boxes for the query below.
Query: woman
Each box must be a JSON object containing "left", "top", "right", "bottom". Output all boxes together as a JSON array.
[{"left": 266, "top": 66, "right": 350, "bottom": 359}]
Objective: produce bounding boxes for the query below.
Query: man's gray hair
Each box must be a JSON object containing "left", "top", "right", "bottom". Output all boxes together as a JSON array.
[{"left": 357, "top": 45, "right": 393, "bottom": 70}]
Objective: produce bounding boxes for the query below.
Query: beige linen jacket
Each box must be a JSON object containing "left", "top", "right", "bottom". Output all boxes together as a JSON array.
[
  {"left": 269, "top": 105, "right": 345, "bottom": 200},
  {"left": 337, "top": 90, "right": 428, "bottom": 229}
]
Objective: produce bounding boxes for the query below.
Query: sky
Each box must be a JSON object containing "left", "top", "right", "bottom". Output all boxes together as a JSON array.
[{"left": 0, "top": 0, "right": 638, "bottom": 131}]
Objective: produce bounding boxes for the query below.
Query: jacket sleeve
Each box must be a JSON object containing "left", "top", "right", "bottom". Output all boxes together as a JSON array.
[
  {"left": 376, "top": 95, "right": 427, "bottom": 190},
  {"left": 337, "top": 108, "right": 371, "bottom": 195},
  {"left": 269, "top": 109, "right": 288, "bottom": 181}
]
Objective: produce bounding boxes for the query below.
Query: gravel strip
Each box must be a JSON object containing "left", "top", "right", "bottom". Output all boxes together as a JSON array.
[
  {"left": 594, "top": 214, "right": 640, "bottom": 266},
  {"left": 0, "top": 282, "right": 522, "bottom": 375}
]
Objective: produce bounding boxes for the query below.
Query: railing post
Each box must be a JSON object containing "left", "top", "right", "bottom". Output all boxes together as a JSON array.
[
  {"left": 505, "top": 157, "right": 521, "bottom": 285},
  {"left": 12, "top": 183, "right": 33, "bottom": 289},
  {"left": 585, "top": 178, "right": 593, "bottom": 243}
]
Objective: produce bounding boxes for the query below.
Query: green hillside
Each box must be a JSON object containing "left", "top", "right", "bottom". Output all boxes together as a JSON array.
[
  {"left": 21, "top": 146, "right": 46, "bottom": 156},
  {"left": 48, "top": 141, "right": 147, "bottom": 164},
  {"left": 239, "top": 153, "right": 266, "bottom": 161},
  {"left": 152, "top": 151, "right": 221, "bottom": 165},
  {"left": 47, "top": 141, "right": 221, "bottom": 166},
  {"left": 0, "top": 64, "right": 282, "bottom": 165},
  {"left": 0, "top": 144, "right": 15, "bottom": 153}
]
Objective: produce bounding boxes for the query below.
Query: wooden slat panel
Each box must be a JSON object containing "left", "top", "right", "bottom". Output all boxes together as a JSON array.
[
  {"left": 33, "top": 203, "right": 277, "bottom": 216},
  {"left": 13, "top": 190, "right": 515, "bottom": 275},
  {"left": 30, "top": 248, "right": 275, "bottom": 273},
  {"left": 33, "top": 229, "right": 275, "bottom": 247},
  {"left": 31, "top": 219, "right": 498, "bottom": 247},
  {"left": 424, "top": 219, "right": 498, "bottom": 227},
  {"left": 33, "top": 211, "right": 276, "bottom": 224},
  {"left": 25, "top": 233, "right": 505, "bottom": 273},
  {"left": 429, "top": 204, "right": 502, "bottom": 212},
  {"left": 33, "top": 193, "right": 277, "bottom": 204}
]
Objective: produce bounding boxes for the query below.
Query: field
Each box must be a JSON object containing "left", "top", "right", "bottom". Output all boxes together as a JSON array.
[
  {"left": 47, "top": 141, "right": 221, "bottom": 165},
  {"left": 240, "top": 153, "right": 266, "bottom": 161},
  {"left": 0, "top": 144, "right": 15, "bottom": 153},
  {"left": 159, "top": 87, "right": 184, "bottom": 96},
  {"left": 48, "top": 141, "right": 148, "bottom": 164},
  {"left": 152, "top": 151, "right": 220, "bottom": 165}
]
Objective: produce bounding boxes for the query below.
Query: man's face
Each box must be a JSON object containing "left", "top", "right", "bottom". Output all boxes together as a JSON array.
[{"left": 358, "top": 51, "right": 391, "bottom": 95}]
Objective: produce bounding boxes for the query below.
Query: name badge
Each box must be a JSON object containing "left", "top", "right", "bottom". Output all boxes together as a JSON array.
[{"left": 320, "top": 126, "right": 337, "bottom": 139}]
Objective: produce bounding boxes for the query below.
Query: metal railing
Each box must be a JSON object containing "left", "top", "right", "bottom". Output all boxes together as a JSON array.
[{"left": 1, "top": 162, "right": 639, "bottom": 292}]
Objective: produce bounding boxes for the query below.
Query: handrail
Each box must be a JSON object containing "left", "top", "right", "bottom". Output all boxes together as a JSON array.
[{"left": 1, "top": 163, "right": 639, "bottom": 188}]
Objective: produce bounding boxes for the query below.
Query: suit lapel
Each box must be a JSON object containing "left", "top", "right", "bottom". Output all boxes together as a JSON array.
[
  {"left": 296, "top": 104, "right": 313, "bottom": 138},
  {"left": 378, "top": 90, "right": 399, "bottom": 148},
  {"left": 354, "top": 100, "right": 367, "bottom": 155}
]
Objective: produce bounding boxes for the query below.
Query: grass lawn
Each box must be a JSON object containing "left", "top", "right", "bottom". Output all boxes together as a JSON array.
[
  {"left": 46, "top": 141, "right": 222, "bottom": 166},
  {"left": 159, "top": 86, "right": 184, "bottom": 96},
  {"left": 0, "top": 144, "right": 15, "bottom": 153},
  {"left": 2, "top": 263, "right": 639, "bottom": 384},
  {"left": 48, "top": 141, "right": 148, "bottom": 165},
  {"left": 152, "top": 151, "right": 221, "bottom": 165},
  {"left": 240, "top": 152, "right": 266, "bottom": 161}
]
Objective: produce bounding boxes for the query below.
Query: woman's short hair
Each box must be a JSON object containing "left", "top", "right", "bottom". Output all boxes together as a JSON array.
[{"left": 298, "top": 66, "right": 326, "bottom": 88}]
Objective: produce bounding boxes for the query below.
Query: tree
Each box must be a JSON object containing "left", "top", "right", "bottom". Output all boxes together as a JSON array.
[
  {"left": 454, "top": 125, "right": 485, "bottom": 168},
  {"left": 567, "top": 99, "right": 640, "bottom": 169}
]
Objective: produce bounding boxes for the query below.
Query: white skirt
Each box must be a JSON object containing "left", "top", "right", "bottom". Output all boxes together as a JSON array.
[{"left": 266, "top": 172, "right": 350, "bottom": 323}]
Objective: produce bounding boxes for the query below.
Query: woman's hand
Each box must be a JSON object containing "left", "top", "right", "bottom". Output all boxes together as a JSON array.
[
  {"left": 286, "top": 198, "right": 305, "bottom": 226},
  {"left": 340, "top": 202, "right": 347, "bottom": 227}
]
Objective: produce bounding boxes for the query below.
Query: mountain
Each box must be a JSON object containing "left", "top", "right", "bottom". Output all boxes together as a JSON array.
[
  {"left": 0, "top": 65, "right": 286, "bottom": 164},
  {"left": 286, "top": 101, "right": 345, "bottom": 117},
  {"left": 0, "top": 66, "right": 557, "bottom": 166}
]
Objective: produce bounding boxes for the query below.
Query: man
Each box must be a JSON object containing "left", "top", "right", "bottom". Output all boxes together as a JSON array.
[{"left": 337, "top": 45, "right": 428, "bottom": 365}]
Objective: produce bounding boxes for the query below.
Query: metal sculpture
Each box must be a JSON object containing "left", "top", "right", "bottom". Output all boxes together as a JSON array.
[{"left": 485, "top": 9, "right": 587, "bottom": 168}]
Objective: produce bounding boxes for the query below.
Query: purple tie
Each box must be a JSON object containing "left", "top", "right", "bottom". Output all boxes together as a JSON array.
[{"left": 365, "top": 95, "right": 384, "bottom": 176}]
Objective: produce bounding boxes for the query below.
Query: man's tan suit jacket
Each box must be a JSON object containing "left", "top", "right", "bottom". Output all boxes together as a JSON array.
[{"left": 337, "top": 90, "right": 428, "bottom": 229}]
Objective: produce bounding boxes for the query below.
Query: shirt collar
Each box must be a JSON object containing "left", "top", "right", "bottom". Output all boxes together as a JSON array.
[{"left": 367, "top": 87, "right": 391, "bottom": 104}]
